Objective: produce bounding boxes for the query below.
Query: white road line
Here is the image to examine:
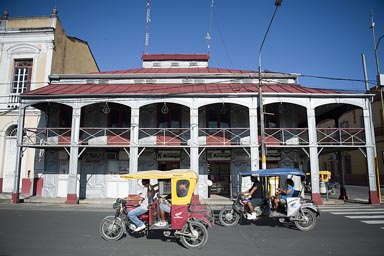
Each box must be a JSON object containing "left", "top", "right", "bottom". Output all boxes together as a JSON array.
[
  {"left": 329, "top": 211, "right": 384, "bottom": 215},
  {"left": 361, "top": 220, "right": 384, "bottom": 224},
  {"left": 321, "top": 208, "right": 383, "bottom": 212},
  {"left": 345, "top": 215, "right": 384, "bottom": 219}
]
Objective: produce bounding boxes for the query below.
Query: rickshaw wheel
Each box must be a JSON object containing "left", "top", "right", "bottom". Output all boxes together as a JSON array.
[
  {"left": 294, "top": 208, "right": 317, "bottom": 231},
  {"left": 100, "top": 216, "right": 125, "bottom": 241},
  {"left": 218, "top": 207, "right": 240, "bottom": 227},
  {"left": 179, "top": 221, "right": 208, "bottom": 249}
]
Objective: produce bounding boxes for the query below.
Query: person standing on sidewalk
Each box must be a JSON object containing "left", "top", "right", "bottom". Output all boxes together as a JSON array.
[{"left": 127, "top": 179, "right": 151, "bottom": 232}]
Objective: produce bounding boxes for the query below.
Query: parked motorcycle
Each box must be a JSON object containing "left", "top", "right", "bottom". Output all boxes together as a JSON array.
[
  {"left": 304, "top": 180, "right": 339, "bottom": 196},
  {"left": 218, "top": 168, "right": 320, "bottom": 231}
]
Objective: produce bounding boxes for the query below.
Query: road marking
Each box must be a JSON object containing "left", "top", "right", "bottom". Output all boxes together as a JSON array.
[
  {"left": 361, "top": 220, "right": 384, "bottom": 224},
  {"left": 330, "top": 211, "right": 384, "bottom": 215},
  {"left": 321, "top": 208, "right": 383, "bottom": 212},
  {"left": 345, "top": 215, "right": 384, "bottom": 219}
]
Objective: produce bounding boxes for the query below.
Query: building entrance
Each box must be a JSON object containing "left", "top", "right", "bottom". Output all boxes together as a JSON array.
[{"left": 208, "top": 162, "right": 230, "bottom": 197}]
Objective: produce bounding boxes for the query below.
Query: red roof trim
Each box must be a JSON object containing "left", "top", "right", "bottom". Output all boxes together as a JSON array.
[
  {"left": 141, "top": 54, "right": 209, "bottom": 61},
  {"left": 22, "top": 83, "right": 341, "bottom": 96}
]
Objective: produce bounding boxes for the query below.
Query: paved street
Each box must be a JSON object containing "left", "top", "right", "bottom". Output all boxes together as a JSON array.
[{"left": 0, "top": 202, "right": 383, "bottom": 256}]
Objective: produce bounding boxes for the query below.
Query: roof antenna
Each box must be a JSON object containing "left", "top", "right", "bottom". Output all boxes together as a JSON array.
[
  {"left": 143, "top": 0, "right": 151, "bottom": 55},
  {"left": 206, "top": 0, "right": 214, "bottom": 55}
]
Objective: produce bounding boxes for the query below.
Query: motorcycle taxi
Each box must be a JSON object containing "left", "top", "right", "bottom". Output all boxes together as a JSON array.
[
  {"left": 218, "top": 168, "right": 320, "bottom": 231},
  {"left": 99, "top": 169, "right": 214, "bottom": 249}
]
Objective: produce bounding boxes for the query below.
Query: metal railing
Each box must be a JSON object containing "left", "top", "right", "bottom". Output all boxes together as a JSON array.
[{"left": 20, "top": 127, "right": 366, "bottom": 147}]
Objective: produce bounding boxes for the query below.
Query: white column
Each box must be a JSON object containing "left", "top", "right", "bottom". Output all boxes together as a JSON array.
[
  {"left": 66, "top": 105, "right": 81, "bottom": 204},
  {"left": 190, "top": 107, "right": 203, "bottom": 196},
  {"left": 307, "top": 107, "right": 322, "bottom": 205},
  {"left": 128, "top": 107, "right": 139, "bottom": 194},
  {"left": 249, "top": 106, "right": 259, "bottom": 170},
  {"left": 0, "top": 131, "right": 5, "bottom": 179},
  {"left": 363, "top": 103, "right": 380, "bottom": 204},
  {"left": 11, "top": 105, "right": 25, "bottom": 203},
  {"left": 190, "top": 107, "right": 199, "bottom": 172}
]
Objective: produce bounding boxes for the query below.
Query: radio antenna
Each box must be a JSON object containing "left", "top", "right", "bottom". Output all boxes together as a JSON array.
[
  {"left": 143, "top": 0, "right": 151, "bottom": 54},
  {"left": 206, "top": 0, "right": 214, "bottom": 55}
]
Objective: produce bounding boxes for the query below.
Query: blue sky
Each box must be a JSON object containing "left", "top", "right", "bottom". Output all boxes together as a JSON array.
[{"left": 1, "top": 0, "right": 384, "bottom": 91}]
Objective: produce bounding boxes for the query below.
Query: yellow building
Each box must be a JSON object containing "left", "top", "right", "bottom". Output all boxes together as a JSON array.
[{"left": 0, "top": 9, "right": 99, "bottom": 194}]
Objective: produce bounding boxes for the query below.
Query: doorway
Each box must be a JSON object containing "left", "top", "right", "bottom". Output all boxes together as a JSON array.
[{"left": 208, "top": 162, "right": 230, "bottom": 197}]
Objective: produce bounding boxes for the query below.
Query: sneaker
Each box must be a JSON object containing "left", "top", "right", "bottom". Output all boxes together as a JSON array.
[
  {"left": 134, "top": 224, "right": 146, "bottom": 232},
  {"left": 154, "top": 221, "right": 167, "bottom": 227},
  {"left": 250, "top": 212, "right": 257, "bottom": 220}
]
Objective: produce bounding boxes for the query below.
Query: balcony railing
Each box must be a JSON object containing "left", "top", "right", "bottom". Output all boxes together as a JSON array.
[
  {"left": 264, "top": 128, "right": 309, "bottom": 146},
  {"left": 197, "top": 128, "right": 250, "bottom": 146},
  {"left": 138, "top": 128, "right": 190, "bottom": 146},
  {"left": 21, "top": 127, "right": 366, "bottom": 147},
  {"left": 317, "top": 128, "right": 365, "bottom": 146}
]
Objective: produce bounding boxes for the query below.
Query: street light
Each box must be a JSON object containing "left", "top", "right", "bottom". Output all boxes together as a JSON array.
[
  {"left": 259, "top": 0, "right": 282, "bottom": 169},
  {"left": 370, "top": 13, "right": 383, "bottom": 202}
]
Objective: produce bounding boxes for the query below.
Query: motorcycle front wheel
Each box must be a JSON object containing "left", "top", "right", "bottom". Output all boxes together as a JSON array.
[
  {"left": 100, "top": 216, "right": 125, "bottom": 241},
  {"left": 218, "top": 207, "right": 240, "bottom": 227},
  {"left": 294, "top": 208, "right": 317, "bottom": 231},
  {"left": 329, "top": 187, "right": 336, "bottom": 196},
  {"left": 179, "top": 221, "right": 208, "bottom": 249}
]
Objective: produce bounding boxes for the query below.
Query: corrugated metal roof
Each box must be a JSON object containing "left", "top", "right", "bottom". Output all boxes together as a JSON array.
[{"left": 22, "top": 82, "right": 341, "bottom": 97}]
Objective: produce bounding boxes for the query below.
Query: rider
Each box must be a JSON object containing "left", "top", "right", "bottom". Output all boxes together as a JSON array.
[
  {"left": 242, "top": 176, "right": 263, "bottom": 220},
  {"left": 271, "top": 178, "right": 295, "bottom": 213},
  {"left": 127, "top": 179, "right": 151, "bottom": 232},
  {"left": 155, "top": 179, "right": 189, "bottom": 227}
]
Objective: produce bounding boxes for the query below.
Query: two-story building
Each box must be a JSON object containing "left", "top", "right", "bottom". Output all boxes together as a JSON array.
[
  {"left": 0, "top": 9, "right": 99, "bottom": 196},
  {"left": 13, "top": 53, "right": 380, "bottom": 205}
]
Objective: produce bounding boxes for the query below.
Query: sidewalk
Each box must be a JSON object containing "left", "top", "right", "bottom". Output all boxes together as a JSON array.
[{"left": 0, "top": 192, "right": 347, "bottom": 209}]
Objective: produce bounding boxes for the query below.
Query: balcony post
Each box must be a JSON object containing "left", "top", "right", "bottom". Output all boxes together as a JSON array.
[
  {"left": 128, "top": 107, "right": 140, "bottom": 194},
  {"left": 363, "top": 106, "right": 380, "bottom": 204},
  {"left": 307, "top": 107, "right": 323, "bottom": 205},
  {"left": 66, "top": 105, "right": 81, "bottom": 204},
  {"left": 249, "top": 106, "right": 259, "bottom": 170},
  {"left": 11, "top": 105, "right": 26, "bottom": 203}
]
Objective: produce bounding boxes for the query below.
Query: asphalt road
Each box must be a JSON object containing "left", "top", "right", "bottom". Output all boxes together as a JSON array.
[{"left": 0, "top": 203, "right": 383, "bottom": 256}]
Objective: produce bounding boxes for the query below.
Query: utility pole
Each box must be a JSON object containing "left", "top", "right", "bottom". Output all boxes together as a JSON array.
[{"left": 258, "top": 0, "right": 282, "bottom": 169}]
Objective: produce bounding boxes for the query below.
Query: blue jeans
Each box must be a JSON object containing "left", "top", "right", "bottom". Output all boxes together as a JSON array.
[{"left": 128, "top": 206, "right": 147, "bottom": 228}]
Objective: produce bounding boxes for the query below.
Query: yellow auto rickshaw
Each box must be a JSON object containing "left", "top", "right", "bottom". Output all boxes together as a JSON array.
[{"left": 99, "top": 169, "right": 214, "bottom": 249}]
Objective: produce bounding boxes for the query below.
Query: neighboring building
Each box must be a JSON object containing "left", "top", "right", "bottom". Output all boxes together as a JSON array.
[
  {"left": 318, "top": 88, "right": 383, "bottom": 192},
  {"left": 0, "top": 10, "right": 99, "bottom": 195},
  {"left": 15, "top": 53, "right": 380, "bottom": 205}
]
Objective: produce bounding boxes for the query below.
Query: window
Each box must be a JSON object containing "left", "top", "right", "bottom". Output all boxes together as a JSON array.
[
  {"left": 176, "top": 179, "right": 189, "bottom": 198},
  {"left": 12, "top": 59, "right": 33, "bottom": 94},
  {"left": 6, "top": 125, "right": 18, "bottom": 137}
]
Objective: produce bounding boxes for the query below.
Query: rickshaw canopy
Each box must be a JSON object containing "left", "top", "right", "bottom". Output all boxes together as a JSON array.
[
  {"left": 239, "top": 168, "right": 306, "bottom": 177},
  {"left": 120, "top": 169, "right": 198, "bottom": 180}
]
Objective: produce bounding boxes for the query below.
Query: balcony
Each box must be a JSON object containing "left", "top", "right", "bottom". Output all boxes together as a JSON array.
[{"left": 20, "top": 127, "right": 366, "bottom": 148}]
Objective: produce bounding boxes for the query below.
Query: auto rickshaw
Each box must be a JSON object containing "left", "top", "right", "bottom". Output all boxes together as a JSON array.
[
  {"left": 99, "top": 169, "right": 214, "bottom": 249},
  {"left": 218, "top": 168, "right": 320, "bottom": 231}
]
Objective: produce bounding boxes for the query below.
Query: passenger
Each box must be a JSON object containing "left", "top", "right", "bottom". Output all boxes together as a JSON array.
[
  {"left": 242, "top": 176, "right": 263, "bottom": 220},
  {"left": 155, "top": 180, "right": 189, "bottom": 227},
  {"left": 271, "top": 178, "right": 294, "bottom": 212},
  {"left": 127, "top": 179, "right": 151, "bottom": 232}
]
